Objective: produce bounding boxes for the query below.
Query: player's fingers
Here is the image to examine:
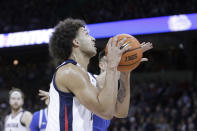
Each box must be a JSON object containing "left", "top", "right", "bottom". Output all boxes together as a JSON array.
[
  {"left": 118, "top": 38, "right": 127, "bottom": 49},
  {"left": 41, "top": 97, "right": 47, "bottom": 101},
  {"left": 147, "top": 43, "right": 153, "bottom": 49},
  {"left": 141, "top": 42, "right": 146, "bottom": 46},
  {"left": 39, "top": 90, "right": 49, "bottom": 96},
  {"left": 111, "top": 36, "right": 118, "bottom": 47},
  {"left": 41, "top": 96, "right": 48, "bottom": 100},
  {"left": 121, "top": 46, "right": 132, "bottom": 54},
  {"left": 141, "top": 58, "right": 148, "bottom": 62},
  {"left": 147, "top": 42, "right": 153, "bottom": 46},
  {"left": 38, "top": 92, "right": 47, "bottom": 96},
  {"left": 39, "top": 90, "right": 48, "bottom": 94},
  {"left": 107, "top": 38, "right": 112, "bottom": 50}
]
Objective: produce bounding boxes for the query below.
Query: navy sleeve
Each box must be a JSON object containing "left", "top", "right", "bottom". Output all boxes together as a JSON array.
[{"left": 30, "top": 111, "right": 40, "bottom": 131}]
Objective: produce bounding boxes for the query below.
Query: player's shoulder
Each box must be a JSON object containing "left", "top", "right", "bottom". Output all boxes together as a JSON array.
[
  {"left": 21, "top": 110, "right": 33, "bottom": 125},
  {"left": 58, "top": 63, "right": 82, "bottom": 72},
  {"left": 57, "top": 63, "right": 87, "bottom": 81},
  {"left": 21, "top": 110, "right": 32, "bottom": 121},
  {"left": 23, "top": 110, "right": 32, "bottom": 116},
  {"left": 56, "top": 63, "right": 91, "bottom": 91}
]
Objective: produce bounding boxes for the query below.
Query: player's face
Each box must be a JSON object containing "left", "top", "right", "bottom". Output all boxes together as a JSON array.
[
  {"left": 9, "top": 91, "right": 23, "bottom": 111},
  {"left": 76, "top": 27, "right": 97, "bottom": 57}
]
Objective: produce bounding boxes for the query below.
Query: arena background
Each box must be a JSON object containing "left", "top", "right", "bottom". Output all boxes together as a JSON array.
[{"left": 0, "top": 0, "right": 197, "bottom": 130}]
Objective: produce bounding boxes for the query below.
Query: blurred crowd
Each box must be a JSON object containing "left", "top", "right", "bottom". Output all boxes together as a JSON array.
[
  {"left": 0, "top": 0, "right": 197, "bottom": 33},
  {"left": 108, "top": 81, "right": 196, "bottom": 131},
  {"left": 0, "top": 45, "right": 195, "bottom": 130},
  {"left": 0, "top": 59, "right": 195, "bottom": 131}
]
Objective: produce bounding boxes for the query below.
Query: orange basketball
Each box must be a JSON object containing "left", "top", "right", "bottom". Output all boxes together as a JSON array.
[{"left": 105, "top": 34, "right": 143, "bottom": 72}]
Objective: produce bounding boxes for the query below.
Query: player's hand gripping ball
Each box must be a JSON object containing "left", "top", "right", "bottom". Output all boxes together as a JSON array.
[{"left": 105, "top": 34, "right": 143, "bottom": 72}]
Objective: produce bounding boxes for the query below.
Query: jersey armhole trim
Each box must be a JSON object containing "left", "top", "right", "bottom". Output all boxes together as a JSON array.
[{"left": 20, "top": 110, "right": 26, "bottom": 127}]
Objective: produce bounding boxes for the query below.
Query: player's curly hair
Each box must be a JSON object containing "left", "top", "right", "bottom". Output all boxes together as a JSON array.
[{"left": 49, "top": 18, "right": 86, "bottom": 64}]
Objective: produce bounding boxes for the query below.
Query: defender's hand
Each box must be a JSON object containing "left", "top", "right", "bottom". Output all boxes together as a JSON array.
[
  {"left": 141, "top": 42, "right": 153, "bottom": 53},
  {"left": 38, "top": 90, "right": 49, "bottom": 105}
]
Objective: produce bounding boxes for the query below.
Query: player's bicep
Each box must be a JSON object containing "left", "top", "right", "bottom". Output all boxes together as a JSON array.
[
  {"left": 61, "top": 70, "right": 101, "bottom": 113},
  {"left": 21, "top": 111, "right": 33, "bottom": 130}
]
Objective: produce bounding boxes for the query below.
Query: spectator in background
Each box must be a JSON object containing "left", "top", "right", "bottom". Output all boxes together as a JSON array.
[{"left": 4, "top": 88, "right": 32, "bottom": 131}]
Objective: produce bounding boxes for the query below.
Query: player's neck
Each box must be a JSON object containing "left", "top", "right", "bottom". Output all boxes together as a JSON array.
[
  {"left": 69, "top": 50, "right": 90, "bottom": 71},
  {"left": 11, "top": 107, "right": 22, "bottom": 116}
]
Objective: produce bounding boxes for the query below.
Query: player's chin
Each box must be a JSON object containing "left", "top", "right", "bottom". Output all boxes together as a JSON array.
[
  {"left": 90, "top": 47, "right": 97, "bottom": 55},
  {"left": 89, "top": 50, "right": 97, "bottom": 57},
  {"left": 11, "top": 105, "right": 20, "bottom": 110}
]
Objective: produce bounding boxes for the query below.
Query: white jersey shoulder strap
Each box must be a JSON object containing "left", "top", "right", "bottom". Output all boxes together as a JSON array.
[{"left": 39, "top": 109, "right": 43, "bottom": 129}]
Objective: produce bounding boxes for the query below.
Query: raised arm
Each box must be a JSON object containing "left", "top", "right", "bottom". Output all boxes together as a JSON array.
[
  {"left": 114, "top": 72, "right": 130, "bottom": 118},
  {"left": 56, "top": 37, "right": 130, "bottom": 120},
  {"left": 114, "top": 42, "right": 153, "bottom": 118}
]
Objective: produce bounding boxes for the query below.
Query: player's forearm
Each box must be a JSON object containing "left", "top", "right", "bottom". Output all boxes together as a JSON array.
[
  {"left": 98, "top": 66, "right": 119, "bottom": 117},
  {"left": 114, "top": 72, "right": 130, "bottom": 118},
  {"left": 25, "top": 122, "right": 31, "bottom": 131}
]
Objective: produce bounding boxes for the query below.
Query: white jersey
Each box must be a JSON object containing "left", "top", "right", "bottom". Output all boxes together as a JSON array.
[
  {"left": 5, "top": 111, "right": 27, "bottom": 131},
  {"left": 46, "top": 59, "right": 97, "bottom": 131}
]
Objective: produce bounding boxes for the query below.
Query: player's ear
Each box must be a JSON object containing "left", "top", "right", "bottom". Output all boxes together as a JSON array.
[
  {"left": 99, "top": 62, "right": 105, "bottom": 72},
  {"left": 99, "top": 62, "right": 102, "bottom": 69},
  {"left": 72, "top": 39, "right": 79, "bottom": 48}
]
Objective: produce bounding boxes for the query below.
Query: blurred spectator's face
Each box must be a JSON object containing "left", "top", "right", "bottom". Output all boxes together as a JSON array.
[
  {"left": 164, "top": 107, "right": 169, "bottom": 113},
  {"left": 138, "top": 127, "right": 144, "bottom": 131},
  {"left": 156, "top": 105, "right": 161, "bottom": 112},
  {"left": 113, "top": 126, "right": 118, "bottom": 131},
  {"left": 120, "top": 127, "right": 127, "bottom": 131},
  {"left": 9, "top": 91, "right": 23, "bottom": 110}
]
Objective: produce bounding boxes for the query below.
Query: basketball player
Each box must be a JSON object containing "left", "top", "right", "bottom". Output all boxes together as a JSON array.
[
  {"left": 45, "top": 18, "right": 134, "bottom": 131},
  {"left": 36, "top": 41, "right": 152, "bottom": 131},
  {"left": 30, "top": 90, "right": 49, "bottom": 131},
  {"left": 4, "top": 88, "right": 32, "bottom": 131}
]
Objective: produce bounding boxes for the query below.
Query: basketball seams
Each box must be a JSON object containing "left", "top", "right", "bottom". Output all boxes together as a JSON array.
[
  {"left": 116, "top": 37, "right": 131, "bottom": 43},
  {"left": 122, "top": 47, "right": 142, "bottom": 55}
]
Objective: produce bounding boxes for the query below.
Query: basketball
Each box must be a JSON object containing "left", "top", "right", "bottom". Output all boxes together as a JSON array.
[{"left": 105, "top": 34, "right": 143, "bottom": 72}]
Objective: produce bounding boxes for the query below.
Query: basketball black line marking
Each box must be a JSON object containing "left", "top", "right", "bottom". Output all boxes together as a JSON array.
[
  {"left": 119, "top": 59, "right": 141, "bottom": 66},
  {"left": 120, "top": 42, "right": 131, "bottom": 49}
]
